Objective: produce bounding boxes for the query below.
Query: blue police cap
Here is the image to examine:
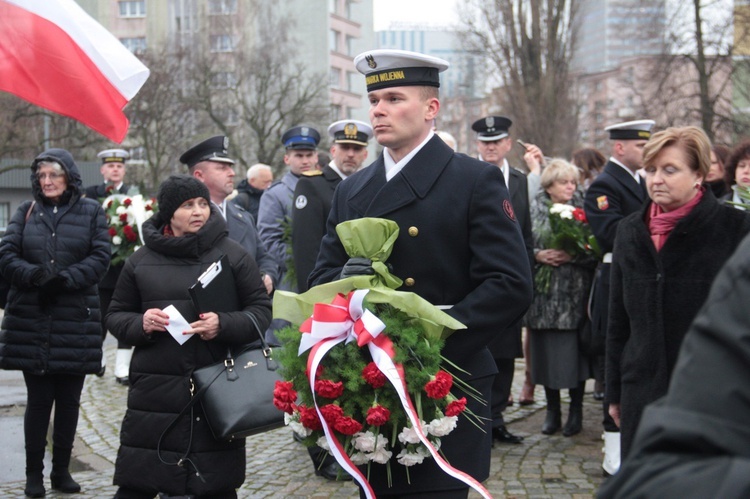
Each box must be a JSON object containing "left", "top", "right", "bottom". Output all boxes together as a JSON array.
[{"left": 281, "top": 126, "right": 321, "bottom": 150}]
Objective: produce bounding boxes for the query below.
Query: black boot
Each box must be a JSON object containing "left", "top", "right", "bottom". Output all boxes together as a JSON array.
[
  {"left": 24, "top": 450, "right": 45, "bottom": 498},
  {"left": 50, "top": 446, "right": 81, "bottom": 493},
  {"left": 563, "top": 382, "right": 585, "bottom": 437},
  {"left": 541, "top": 387, "right": 561, "bottom": 435}
]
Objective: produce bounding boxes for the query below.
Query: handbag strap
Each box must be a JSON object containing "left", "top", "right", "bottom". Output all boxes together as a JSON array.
[{"left": 155, "top": 312, "right": 271, "bottom": 475}]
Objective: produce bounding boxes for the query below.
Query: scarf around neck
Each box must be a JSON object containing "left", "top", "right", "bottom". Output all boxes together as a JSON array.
[{"left": 647, "top": 187, "right": 704, "bottom": 251}]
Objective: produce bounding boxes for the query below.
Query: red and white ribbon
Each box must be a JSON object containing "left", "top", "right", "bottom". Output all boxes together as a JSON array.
[{"left": 299, "top": 290, "right": 492, "bottom": 499}]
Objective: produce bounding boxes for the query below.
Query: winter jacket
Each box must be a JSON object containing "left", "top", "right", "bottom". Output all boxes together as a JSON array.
[
  {"left": 0, "top": 149, "right": 109, "bottom": 375},
  {"left": 232, "top": 178, "right": 264, "bottom": 221},
  {"left": 606, "top": 190, "right": 750, "bottom": 459},
  {"left": 105, "top": 208, "right": 272, "bottom": 497}
]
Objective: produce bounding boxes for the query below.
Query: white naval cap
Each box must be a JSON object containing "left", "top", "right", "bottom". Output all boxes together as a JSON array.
[
  {"left": 605, "top": 119, "right": 656, "bottom": 140},
  {"left": 354, "top": 49, "right": 449, "bottom": 92},
  {"left": 327, "top": 119, "right": 373, "bottom": 146},
  {"left": 97, "top": 149, "right": 130, "bottom": 164}
]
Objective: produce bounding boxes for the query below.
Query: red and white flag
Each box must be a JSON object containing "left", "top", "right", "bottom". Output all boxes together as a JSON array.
[{"left": 0, "top": 0, "right": 150, "bottom": 143}]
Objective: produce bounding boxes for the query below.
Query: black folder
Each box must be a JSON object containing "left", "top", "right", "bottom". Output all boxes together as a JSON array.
[{"left": 189, "top": 254, "right": 240, "bottom": 313}]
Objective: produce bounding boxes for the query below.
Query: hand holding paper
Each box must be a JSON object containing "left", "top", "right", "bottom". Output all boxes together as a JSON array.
[{"left": 163, "top": 305, "right": 192, "bottom": 345}]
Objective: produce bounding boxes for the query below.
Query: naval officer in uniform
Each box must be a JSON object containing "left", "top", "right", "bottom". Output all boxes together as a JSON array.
[
  {"left": 583, "top": 118, "right": 655, "bottom": 476},
  {"left": 309, "top": 49, "right": 533, "bottom": 498},
  {"left": 292, "top": 119, "right": 372, "bottom": 292},
  {"left": 472, "top": 115, "right": 534, "bottom": 444}
]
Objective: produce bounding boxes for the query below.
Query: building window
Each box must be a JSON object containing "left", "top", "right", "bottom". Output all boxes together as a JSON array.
[
  {"left": 330, "top": 68, "right": 341, "bottom": 88},
  {"left": 119, "top": 1, "right": 145, "bottom": 17},
  {"left": 331, "top": 104, "right": 343, "bottom": 121},
  {"left": 345, "top": 0, "right": 352, "bottom": 18},
  {"left": 346, "top": 35, "right": 356, "bottom": 56},
  {"left": 0, "top": 202, "right": 8, "bottom": 235},
  {"left": 329, "top": 0, "right": 337, "bottom": 14},
  {"left": 208, "top": 0, "right": 237, "bottom": 15},
  {"left": 330, "top": 29, "right": 340, "bottom": 52},
  {"left": 347, "top": 71, "right": 357, "bottom": 92},
  {"left": 120, "top": 37, "right": 147, "bottom": 54},
  {"left": 211, "top": 71, "right": 237, "bottom": 88},
  {"left": 210, "top": 35, "right": 234, "bottom": 53}
]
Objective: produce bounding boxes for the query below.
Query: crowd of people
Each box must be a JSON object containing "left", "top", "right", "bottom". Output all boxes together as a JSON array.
[{"left": 2, "top": 46, "right": 750, "bottom": 498}]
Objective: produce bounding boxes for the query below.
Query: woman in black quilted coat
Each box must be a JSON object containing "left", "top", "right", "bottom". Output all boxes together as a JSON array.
[
  {"left": 0, "top": 148, "right": 110, "bottom": 498},
  {"left": 106, "top": 175, "right": 272, "bottom": 499}
]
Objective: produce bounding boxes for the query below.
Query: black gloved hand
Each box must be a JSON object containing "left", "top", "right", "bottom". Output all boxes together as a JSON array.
[
  {"left": 339, "top": 257, "right": 375, "bottom": 280},
  {"left": 39, "top": 274, "right": 67, "bottom": 295}
]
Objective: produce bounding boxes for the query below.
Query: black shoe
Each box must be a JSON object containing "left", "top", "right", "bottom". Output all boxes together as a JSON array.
[
  {"left": 593, "top": 391, "right": 605, "bottom": 401},
  {"left": 541, "top": 410, "right": 561, "bottom": 435},
  {"left": 24, "top": 472, "right": 45, "bottom": 498},
  {"left": 50, "top": 470, "right": 81, "bottom": 493},
  {"left": 96, "top": 365, "right": 106, "bottom": 377},
  {"left": 115, "top": 376, "right": 129, "bottom": 386},
  {"left": 315, "top": 462, "right": 352, "bottom": 481},
  {"left": 562, "top": 413, "right": 582, "bottom": 437},
  {"left": 492, "top": 425, "right": 523, "bottom": 444}
]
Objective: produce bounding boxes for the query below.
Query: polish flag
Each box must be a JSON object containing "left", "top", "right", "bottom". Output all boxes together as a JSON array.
[{"left": 0, "top": 0, "right": 150, "bottom": 143}]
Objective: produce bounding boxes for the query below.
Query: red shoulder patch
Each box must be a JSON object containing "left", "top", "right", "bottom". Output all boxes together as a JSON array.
[{"left": 503, "top": 199, "right": 516, "bottom": 222}]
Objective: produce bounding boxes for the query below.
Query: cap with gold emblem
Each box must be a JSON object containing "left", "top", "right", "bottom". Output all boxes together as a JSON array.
[
  {"left": 281, "top": 125, "right": 321, "bottom": 150},
  {"left": 605, "top": 120, "right": 656, "bottom": 140},
  {"left": 353, "top": 49, "right": 449, "bottom": 92},
  {"left": 180, "top": 135, "right": 235, "bottom": 168},
  {"left": 327, "top": 119, "right": 373, "bottom": 147},
  {"left": 471, "top": 116, "right": 512, "bottom": 141},
  {"left": 97, "top": 149, "right": 130, "bottom": 164}
]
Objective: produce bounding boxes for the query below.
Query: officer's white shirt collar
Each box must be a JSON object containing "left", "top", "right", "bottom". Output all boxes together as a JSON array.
[
  {"left": 329, "top": 161, "right": 347, "bottom": 180},
  {"left": 212, "top": 199, "right": 227, "bottom": 219},
  {"left": 384, "top": 130, "right": 435, "bottom": 182},
  {"left": 610, "top": 157, "right": 641, "bottom": 184}
]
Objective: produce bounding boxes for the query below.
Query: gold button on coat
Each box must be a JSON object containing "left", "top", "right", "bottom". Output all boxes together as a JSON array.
[
  {"left": 408, "top": 226, "right": 419, "bottom": 237},
  {"left": 405, "top": 278, "right": 415, "bottom": 287}
]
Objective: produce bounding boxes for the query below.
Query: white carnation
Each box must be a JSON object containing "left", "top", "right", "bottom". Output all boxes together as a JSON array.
[
  {"left": 316, "top": 436, "right": 331, "bottom": 452},
  {"left": 349, "top": 452, "right": 371, "bottom": 465},
  {"left": 560, "top": 210, "right": 574, "bottom": 220},
  {"left": 426, "top": 416, "right": 457, "bottom": 437},
  {"left": 398, "top": 424, "right": 424, "bottom": 445},
  {"left": 369, "top": 446, "right": 393, "bottom": 464},
  {"left": 112, "top": 235, "right": 122, "bottom": 246},
  {"left": 115, "top": 206, "right": 127, "bottom": 215},
  {"left": 353, "top": 431, "right": 378, "bottom": 453},
  {"left": 396, "top": 449, "right": 425, "bottom": 466}
]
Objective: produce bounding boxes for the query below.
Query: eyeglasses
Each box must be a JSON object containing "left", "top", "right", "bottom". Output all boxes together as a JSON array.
[{"left": 36, "top": 172, "right": 66, "bottom": 181}]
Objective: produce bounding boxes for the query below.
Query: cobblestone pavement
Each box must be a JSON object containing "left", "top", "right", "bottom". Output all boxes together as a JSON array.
[{"left": 0, "top": 344, "right": 606, "bottom": 498}]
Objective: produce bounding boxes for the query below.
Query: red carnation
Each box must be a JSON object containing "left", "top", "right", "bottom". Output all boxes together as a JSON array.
[
  {"left": 108, "top": 227, "right": 118, "bottom": 237},
  {"left": 445, "top": 397, "right": 467, "bottom": 417},
  {"left": 305, "top": 363, "right": 325, "bottom": 380},
  {"left": 333, "top": 416, "right": 363, "bottom": 435},
  {"left": 123, "top": 198, "right": 132, "bottom": 207},
  {"left": 362, "top": 362, "right": 386, "bottom": 388},
  {"left": 272, "top": 381, "right": 297, "bottom": 414},
  {"left": 106, "top": 200, "right": 114, "bottom": 209},
  {"left": 425, "top": 370, "right": 453, "bottom": 399},
  {"left": 315, "top": 379, "right": 344, "bottom": 399},
  {"left": 319, "top": 404, "right": 344, "bottom": 425},
  {"left": 119, "top": 213, "right": 128, "bottom": 222},
  {"left": 298, "top": 405, "right": 323, "bottom": 430},
  {"left": 145, "top": 203, "right": 154, "bottom": 211},
  {"left": 122, "top": 225, "right": 138, "bottom": 242},
  {"left": 105, "top": 185, "right": 114, "bottom": 193},
  {"left": 573, "top": 208, "right": 587, "bottom": 223},
  {"left": 366, "top": 405, "right": 391, "bottom": 426}
]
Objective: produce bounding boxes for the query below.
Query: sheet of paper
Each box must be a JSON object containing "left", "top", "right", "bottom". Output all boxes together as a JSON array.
[{"left": 163, "top": 304, "right": 192, "bottom": 345}]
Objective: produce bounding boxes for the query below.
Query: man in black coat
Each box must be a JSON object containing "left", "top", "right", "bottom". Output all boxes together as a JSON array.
[
  {"left": 232, "top": 163, "right": 273, "bottom": 221},
  {"left": 84, "top": 148, "right": 134, "bottom": 384},
  {"left": 472, "top": 115, "right": 534, "bottom": 445},
  {"left": 309, "top": 49, "right": 533, "bottom": 498},
  {"left": 292, "top": 119, "right": 372, "bottom": 293},
  {"left": 582, "top": 119, "right": 654, "bottom": 475}
]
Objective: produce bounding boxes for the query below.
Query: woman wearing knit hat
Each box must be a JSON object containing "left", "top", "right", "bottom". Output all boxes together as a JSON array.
[{"left": 105, "top": 175, "right": 272, "bottom": 498}]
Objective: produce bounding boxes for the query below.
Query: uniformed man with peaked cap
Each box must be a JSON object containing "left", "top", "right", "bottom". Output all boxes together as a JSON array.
[
  {"left": 181, "top": 135, "right": 279, "bottom": 295},
  {"left": 583, "top": 118, "right": 655, "bottom": 476},
  {"left": 309, "top": 49, "right": 533, "bottom": 497}
]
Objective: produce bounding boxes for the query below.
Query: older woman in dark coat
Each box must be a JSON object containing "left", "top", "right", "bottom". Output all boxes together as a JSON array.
[
  {"left": 106, "top": 175, "right": 272, "bottom": 499},
  {"left": 606, "top": 126, "right": 750, "bottom": 461},
  {"left": 0, "top": 149, "right": 110, "bottom": 498},
  {"left": 526, "top": 158, "right": 597, "bottom": 437}
]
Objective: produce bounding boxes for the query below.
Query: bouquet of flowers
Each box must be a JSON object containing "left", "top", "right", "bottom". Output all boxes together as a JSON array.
[
  {"left": 272, "top": 218, "right": 491, "bottom": 499},
  {"left": 103, "top": 194, "right": 157, "bottom": 266},
  {"left": 535, "top": 202, "right": 600, "bottom": 294}
]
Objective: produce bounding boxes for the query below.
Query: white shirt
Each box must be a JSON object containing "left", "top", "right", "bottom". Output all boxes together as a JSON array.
[
  {"left": 212, "top": 200, "right": 227, "bottom": 219},
  {"left": 610, "top": 157, "right": 641, "bottom": 184},
  {"left": 384, "top": 131, "right": 435, "bottom": 182},
  {"left": 329, "top": 161, "right": 347, "bottom": 180}
]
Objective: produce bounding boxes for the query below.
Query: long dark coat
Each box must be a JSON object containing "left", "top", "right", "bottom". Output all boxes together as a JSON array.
[
  {"left": 309, "top": 135, "right": 533, "bottom": 494},
  {"left": 606, "top": 191, "right": 750, "bottom": 458},
  {"left": 598, "top": 232, "right": 750, "bottom": 498},
  {"left": 105, "top": 209, "right": 272, "bottom": 497},
  {"left": 292, "top": 165, "right": 342, "bottom": 292},
  {"left": 0, "top": 151, "right": 109, "bottom": 375}
]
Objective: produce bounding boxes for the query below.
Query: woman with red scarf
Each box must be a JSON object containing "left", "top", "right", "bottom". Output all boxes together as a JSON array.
[{"left": 606, "top": 126, "right": 750, "bottom": 461}]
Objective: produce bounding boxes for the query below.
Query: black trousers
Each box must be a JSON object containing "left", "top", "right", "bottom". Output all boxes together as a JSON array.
[
  {"left": 23, "top": 372, "right": 85, "bottom": 458},
  {"left": 360, "top": 489, "right": 469, "bottom": 499},
  {"left": 114, "top": 487, "right": 237, "bottom": 499},
  {"left": 490, "top": 357, "right": 515, "bottom": 428}
]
